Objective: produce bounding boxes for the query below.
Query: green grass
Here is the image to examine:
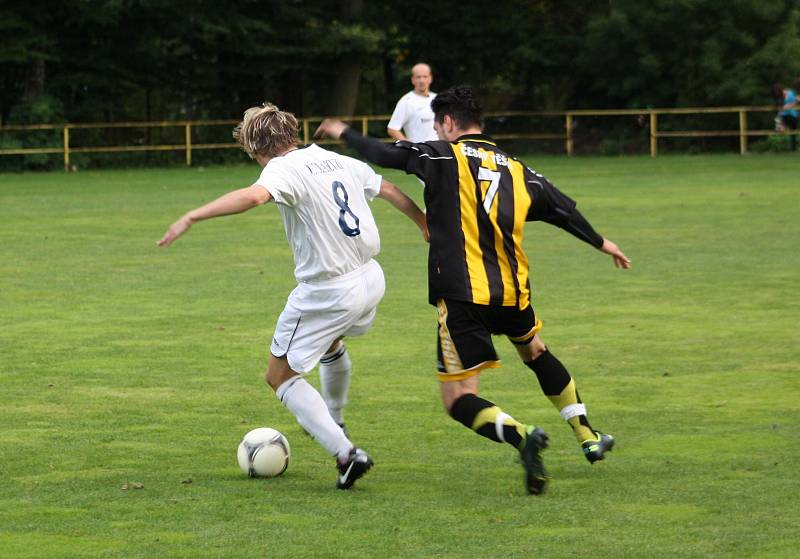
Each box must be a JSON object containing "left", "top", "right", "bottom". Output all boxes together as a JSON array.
[{"left": 1, "top": 153, "right": 798, "bottom": 558}]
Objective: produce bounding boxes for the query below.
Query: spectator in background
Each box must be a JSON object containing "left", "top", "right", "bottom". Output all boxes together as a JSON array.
[
  {"left": 772, "top": 83, "right": 798, "bottom": 151},
  {"left": 387, "top": 63, "right": 438, "bottom": 143}
]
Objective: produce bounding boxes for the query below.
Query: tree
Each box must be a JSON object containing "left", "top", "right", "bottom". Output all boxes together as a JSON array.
[
  {"left": 575, "top": 0, "right": 800, "bottom": 108},
  {"left": 3, "top": 0, "right": 799, "bottom": 128}
]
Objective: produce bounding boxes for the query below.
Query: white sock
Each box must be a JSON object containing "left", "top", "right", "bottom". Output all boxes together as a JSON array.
[
  {"left": 319, "top": 343, "right": 352, "bottom": 425},
  {"left": 275, "top": 376, "right": 352, "bottom": 461}
]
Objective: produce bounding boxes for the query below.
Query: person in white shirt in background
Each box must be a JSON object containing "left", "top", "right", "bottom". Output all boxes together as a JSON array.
[
  {"left": 157, "top": 103, "right": 428, "bottom": 489},
  {"left": 387, "top": 63, "right": 438, "bottom": 143}
]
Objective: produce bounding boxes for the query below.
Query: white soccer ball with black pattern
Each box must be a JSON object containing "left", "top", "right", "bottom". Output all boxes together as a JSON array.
[{"left": 237, "top": 427, "right": 290, "bottom": 478}]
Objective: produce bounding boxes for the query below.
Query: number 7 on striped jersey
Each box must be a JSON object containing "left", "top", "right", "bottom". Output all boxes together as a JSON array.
[{"left": 478, "top": 167, "right": 501, "bottom": 214}]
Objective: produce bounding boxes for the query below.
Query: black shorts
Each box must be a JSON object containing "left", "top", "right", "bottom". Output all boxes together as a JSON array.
[{"left": 435, "top": 298, "right": 542, "bottom": 382}]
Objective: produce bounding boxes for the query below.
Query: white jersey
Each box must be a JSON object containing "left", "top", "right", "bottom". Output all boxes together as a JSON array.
[
  {"left": 255, "top": 144, "right": 382, "bottom": 282},
  {"left": 387, "top": 90, "right": 438, "bottom": 142}
]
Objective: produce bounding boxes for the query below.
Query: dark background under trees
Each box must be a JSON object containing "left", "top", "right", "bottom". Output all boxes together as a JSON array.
[{"left": 1, "top": 0, "right": 799, "bottom": 165}]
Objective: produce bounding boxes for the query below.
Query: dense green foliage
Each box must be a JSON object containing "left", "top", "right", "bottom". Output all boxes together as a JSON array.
[
  {"left": 1, "top": 155, "right": 798, "bottom": 557},
  {"left": 2, "top": 0, "right": 800, "bottom": 126}
]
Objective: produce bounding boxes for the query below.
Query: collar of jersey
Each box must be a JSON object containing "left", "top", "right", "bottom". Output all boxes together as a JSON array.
[{"left": 455, "top": 134, "right": 496, "bottom": 146}]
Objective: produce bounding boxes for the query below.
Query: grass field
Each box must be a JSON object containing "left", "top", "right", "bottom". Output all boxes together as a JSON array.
[{"left": 1, "top": 153, "right": 798, "bottom": 558}]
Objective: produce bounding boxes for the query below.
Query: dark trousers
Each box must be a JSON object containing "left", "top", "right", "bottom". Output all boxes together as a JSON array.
[{"left": 781, "top": 115, "right": 798, "bottom": 151}]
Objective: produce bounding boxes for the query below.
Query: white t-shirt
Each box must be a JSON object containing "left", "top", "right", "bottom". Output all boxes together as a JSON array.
[
  {"left": 255, "top": 144, "right": 382, "bottom": 282},
  {"left": 387, "top": 90, "right": 438, "bottom": 142}
]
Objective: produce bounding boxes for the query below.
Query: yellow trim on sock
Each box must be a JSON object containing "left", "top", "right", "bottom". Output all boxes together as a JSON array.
[
  {"left": 470, "top": 406, "right": 496, "bottom": 431},
  {"left": 471, "top": 405, "right": 524, "bottom": 434}
]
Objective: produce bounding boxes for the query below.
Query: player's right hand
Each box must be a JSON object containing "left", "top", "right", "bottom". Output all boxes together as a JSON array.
[
  {"left": 157, "top": 216, "right": 192, "bottom": 247},
  {"left": 314, "top": 119, "right": 347, "bottom": 140}
]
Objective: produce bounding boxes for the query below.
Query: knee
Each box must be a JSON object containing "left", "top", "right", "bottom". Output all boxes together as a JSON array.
[
  {"left": 519, "top": 336, "right": 547, "bottom": 362},
  {"left": 266, "top": 356, "right": 298, "bottom": 392},
  {"left": 265, "top": 368, "right": 279, "bottom": 391},
  {"left": 325, "top": 338, "right": 343, "bottom": 355},
  {"left": 442, "top": 386, "right": 473, "bottom": 415},
  {"left": 529, "top": 341, "right": 547, "bottom": 361}
]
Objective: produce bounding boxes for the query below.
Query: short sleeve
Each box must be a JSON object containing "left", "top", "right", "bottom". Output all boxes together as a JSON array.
[
  {"left": 350, "top": 157, "right": 382, "bottom": 200},
  {"left": 387, "top": 96, "right": 408, "bottom": 130},
  {"left": 343, "top": 156, "right": 383, "bottom": 201},
  {"left": 255, "top": 162, "right": 299, "bottom": 206}
]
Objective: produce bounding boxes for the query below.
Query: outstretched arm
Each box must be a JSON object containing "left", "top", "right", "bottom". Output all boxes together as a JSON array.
[
  {"left": 157, "top": 185, "right": 272, "bottom": 246},
  {"left": 526, "top": 172, "right": 630, "bottom": 269},
  {"left": 376, "top": 179, "right": 429, "bottom": 242},
  {"left": 315, "top": 119, "right": 411, "bottom": 170},
  {"left": 544, "top": 209, "right": 631, "bottom": 269}
]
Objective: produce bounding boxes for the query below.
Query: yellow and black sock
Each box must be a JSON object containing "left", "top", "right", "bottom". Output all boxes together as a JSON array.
[
  {"left": 526, "top": 350, "right": 595, "bottom": 443},
  {"left": 450, "top": 393, "right": 526, "bottom": 449}
]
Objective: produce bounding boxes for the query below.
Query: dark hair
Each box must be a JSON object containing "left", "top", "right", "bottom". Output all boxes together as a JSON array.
[{"left": 431, "top": 85, "right": 484, "bottom": 129}]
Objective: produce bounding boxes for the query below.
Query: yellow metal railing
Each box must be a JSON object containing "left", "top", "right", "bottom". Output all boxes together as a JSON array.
[{"left": 0, "top": 106, "right": 795, "bottom": 170}]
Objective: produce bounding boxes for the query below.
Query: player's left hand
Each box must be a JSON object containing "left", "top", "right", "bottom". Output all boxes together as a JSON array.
[
  {"left": 157, "top": 215, "right": 192, "bottom": 247},
  {"left": 600, "top": 238, "right": 631, "bottom": 269},
  {"left": 314, "top": 119, "right": 347, "bottom": 140}
]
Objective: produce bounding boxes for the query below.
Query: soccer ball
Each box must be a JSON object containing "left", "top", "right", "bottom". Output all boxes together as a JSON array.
[{"left": 237, "top": 427, "right": 291, "bottom": 478}]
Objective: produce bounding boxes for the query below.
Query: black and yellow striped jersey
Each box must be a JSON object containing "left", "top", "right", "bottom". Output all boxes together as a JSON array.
[
  {"left": 402, "top": 134, "right": 602, "bottom": 309},
  {"left": 339, "top": 129, "right": 604, "bottom": 309}
]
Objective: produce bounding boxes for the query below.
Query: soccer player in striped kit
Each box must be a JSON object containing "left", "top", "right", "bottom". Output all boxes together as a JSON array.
[{"left": 316, "top": 86, "right": 630, "bottom": 495}]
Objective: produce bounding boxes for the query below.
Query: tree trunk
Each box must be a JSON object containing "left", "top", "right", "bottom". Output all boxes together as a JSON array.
[
  {"left": 327, "top": 0, "right": 364, "bottom": 116},
  {"left": 23, "top": 59, "right": 45, "bottom": 100},
  {"left": 328, "top": 59, "right": 362, "bottom": 116}
]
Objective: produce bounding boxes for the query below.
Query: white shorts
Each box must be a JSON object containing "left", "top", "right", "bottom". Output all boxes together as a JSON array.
[{"left": 270, "top": 259, "right": 386, "bottom": 373}]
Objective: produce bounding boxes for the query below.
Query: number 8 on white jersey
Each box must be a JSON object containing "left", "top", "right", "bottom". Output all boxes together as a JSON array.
[{"left": 255, "top": 144, "right": 382, "bottom": 283}]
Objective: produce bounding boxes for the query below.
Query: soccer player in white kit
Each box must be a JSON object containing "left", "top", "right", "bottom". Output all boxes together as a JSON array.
[
  {"left": 158, "top": 103, "right": 428, "bottom": 489},
  {"left": 387, "top": 63, "right": 438, "bottom": 143}
]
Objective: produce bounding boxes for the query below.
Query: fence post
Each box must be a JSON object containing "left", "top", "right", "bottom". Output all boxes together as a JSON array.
[
  {"left": 63, "top": 126, "right": 70, "bottom": 172},
  {"left": 185, "top": 124, "right": 192, "bottom": 166},
  {"left": 650, "top": 111, "right": 658, "bottom": 157},
  {"left": 303, "top": 119, "right": 310, "bottom": 144},
  {"left": 565, "top": 113, "right": 573, "bottom": 156},
  {"left": 739, "top": 110, "right": 747, "bottom": 155},
  {"left": 362, "top": 116, "right": 368, "bottom": 136}
]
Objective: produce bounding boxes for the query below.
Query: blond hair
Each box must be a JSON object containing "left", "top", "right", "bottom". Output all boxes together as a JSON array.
[{"left": 232, "top": 102, "right": 299, "bottom": 159}]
